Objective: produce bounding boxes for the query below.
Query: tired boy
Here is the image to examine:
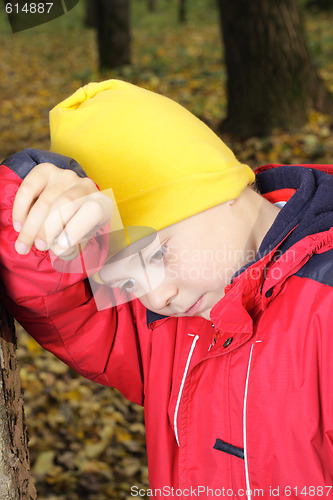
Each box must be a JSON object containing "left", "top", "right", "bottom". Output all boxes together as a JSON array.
[{"left": 1, "top": 80, "right": 333, "bottom": 499}]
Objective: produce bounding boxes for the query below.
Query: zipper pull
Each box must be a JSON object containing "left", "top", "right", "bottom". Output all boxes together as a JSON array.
[{"left": 209, "top": 323, "right": 220, "bottom": 351}]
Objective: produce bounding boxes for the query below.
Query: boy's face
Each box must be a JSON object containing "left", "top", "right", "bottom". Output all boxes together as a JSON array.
[{"left": 98, "top": 198, "right": 255, "bottom": 321}]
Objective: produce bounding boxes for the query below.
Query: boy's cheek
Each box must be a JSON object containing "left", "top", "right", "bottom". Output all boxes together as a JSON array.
[
  {"left": 166, "top": 246, "right": 178, "bottom": 263},
  {"left": 167, "top": 264, "right": 179, "bottom": 281}
]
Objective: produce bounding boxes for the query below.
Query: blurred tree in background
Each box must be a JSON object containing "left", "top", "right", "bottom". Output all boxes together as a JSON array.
[
  {"left": 305, "top": 0, "right": 333, "bottom": 10},
  {"left": 84, "top": 0, "right": 96, "bottom": 28},
  {"left": 217, "top": 0, "right": 333, "bottom": 137},
  {"left": 179, "top": 0, "right": 187, "bottom": 24},
  {"left": 87, "top": 0, "right": 131, "bottom": 70},
  {"left": 84, "top": 0, "right": 333, "bottom": 133},
  {"left": 148, "top": 0, "right": 157, "bottom": 13}
]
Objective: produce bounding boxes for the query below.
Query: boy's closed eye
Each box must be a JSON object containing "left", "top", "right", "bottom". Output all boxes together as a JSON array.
[{"left": 101, "top": 241, "right": 169, "bottom": 293}]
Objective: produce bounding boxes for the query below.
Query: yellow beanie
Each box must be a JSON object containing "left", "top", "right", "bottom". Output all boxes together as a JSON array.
[{"left": 50, "top": 79, "right": 254, "bottom": 232}]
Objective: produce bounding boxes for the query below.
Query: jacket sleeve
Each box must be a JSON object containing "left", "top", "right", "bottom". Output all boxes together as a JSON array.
[{"left": 0, "top": 149, "right": 149, "bottom": 405}]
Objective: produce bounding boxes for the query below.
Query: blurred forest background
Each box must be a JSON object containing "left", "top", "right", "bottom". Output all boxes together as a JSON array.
[{"left": 0, "top": 0, "right": 333, "bottom": 498}]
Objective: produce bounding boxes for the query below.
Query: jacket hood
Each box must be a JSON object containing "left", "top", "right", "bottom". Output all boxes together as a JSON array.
[
  {"left": 233, "top": 163, "right": 333, "bottom": 280},
  {"left": 257, "top": 164, "right": 333, "bottom": 252}
]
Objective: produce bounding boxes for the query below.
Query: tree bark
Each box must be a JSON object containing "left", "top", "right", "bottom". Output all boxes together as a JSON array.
[
  {"left": 84, "top": 0, "right": 96, "bottom": 28},
  {"left": 0, "top": 304, "right": 36, "bottom": 499},
  {"left": 148, "top": 0, "right": 157, "bottom": 12},
  {"left": 306, "top": 0, "right": 333, "bottom": 10},
  {"left": 179, "top": 0, "right": 187, "bottom": 23},
  {"left": 217, "top": 0, "right": 333, "bottom": 137},
  {"left": 94, "top": 0, "right": 131, "bottom": 70}
]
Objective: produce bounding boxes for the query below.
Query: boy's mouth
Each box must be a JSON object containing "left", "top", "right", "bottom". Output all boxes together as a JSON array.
[{"left": 184, "top": 294, "right": 205, "bottom": 316}]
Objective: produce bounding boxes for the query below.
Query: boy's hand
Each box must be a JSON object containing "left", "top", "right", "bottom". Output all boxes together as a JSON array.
[{"left": 12, "top": 163, "right": 113, "bottom": 258}]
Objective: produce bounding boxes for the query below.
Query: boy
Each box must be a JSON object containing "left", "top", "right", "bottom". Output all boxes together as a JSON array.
[{"left": 1, "top": 80, "right": 333, "bottom": 499}]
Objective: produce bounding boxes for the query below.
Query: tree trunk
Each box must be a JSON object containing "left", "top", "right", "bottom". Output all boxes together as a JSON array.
[
  {"left": 0, "top": 304, "right": 36, "bottom": 499},
  {"left": 84, "top": 0, "right": 96, "bottom": 28},
  {"left": 94, "top": 0, "right": 131, "bottom": 70},
  {"left": 148, "top": 0, "right": 157, "bottom": 12},
  {"left": 217, "top": 0, "right": 333, "bottom": 137},
  {"left": 306, "top": 0, "right": 333, "bottom": 10},
  {"left": 179, "top": 0, "right": 187, "bottom": 23}
]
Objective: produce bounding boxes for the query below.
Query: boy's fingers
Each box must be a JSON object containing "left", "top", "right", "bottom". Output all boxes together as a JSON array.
[
  {"left": 15, "top": 185, "right": 81, "bottom": 254},
  {"left": 42, "top": 196, "right": 84, "bottom": 250},
  {"left": 13, "top": 163, "right": 81, "bottom": 233},
  {"left": 12, "top": 164, "right": 52, "bottom": 227},
  {"left": 50, "top": 194, "right": 113, "bottom": 257},
  {"left": 49, "top": 243, "right": 81, "bottom": 261},
  {"left": 14, "top": 194, "right": 57, "bottom": 254},
  {"left": 51, "top": 197, "right": 112, "bottom": 252},
  {"left": 13, "top": 171, "right": 105, "bottom": 256},
  {"left": 37, "top": 180, "right": 101, "bottom": 248}
]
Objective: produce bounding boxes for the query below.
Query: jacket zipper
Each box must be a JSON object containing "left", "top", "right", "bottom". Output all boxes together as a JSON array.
[
  {"left": 174, "top": 334, "right": 200, "bottom": 446},
  {"left": 243, "top": 340, "right": 261, "bottom": 500}
]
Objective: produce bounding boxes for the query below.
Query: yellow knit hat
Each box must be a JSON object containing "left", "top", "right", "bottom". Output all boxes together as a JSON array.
[{"left": 50, "top": 79, "right": 254, "bottom": 232}]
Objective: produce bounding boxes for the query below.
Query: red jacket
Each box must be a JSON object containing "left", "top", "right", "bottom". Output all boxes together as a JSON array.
[{"left": 1, "top": 150, "right": 333, "bottom": 499}]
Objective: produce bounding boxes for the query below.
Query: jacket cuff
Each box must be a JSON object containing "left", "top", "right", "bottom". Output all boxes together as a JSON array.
[{"left": 2, "top": 148, "right": 87, "bottom": 180}]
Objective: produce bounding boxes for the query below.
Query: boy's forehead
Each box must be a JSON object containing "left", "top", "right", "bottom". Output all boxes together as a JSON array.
[
  {"left": 106, "top": 228, "right": 160, "bottom": 263},
  {"left": 104, "top": 220, "right": 180, "bottom": 268}
]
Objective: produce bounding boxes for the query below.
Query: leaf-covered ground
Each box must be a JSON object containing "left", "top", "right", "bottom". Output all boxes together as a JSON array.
[{"left": 1, "top": 1, "right": 333, "bottom": 498}]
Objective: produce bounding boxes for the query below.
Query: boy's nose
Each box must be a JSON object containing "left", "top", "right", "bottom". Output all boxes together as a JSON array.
[{"left": 145, "top": 282, "right": 178, "bottom": 312}]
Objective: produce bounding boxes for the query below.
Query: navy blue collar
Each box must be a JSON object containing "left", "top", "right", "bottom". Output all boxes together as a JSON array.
[
  {"left": 146, "top": 309, "right": 167, "bottom": 327},
  {"left": 233, "top": 164, "right": 333, "bottom": 280}
]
